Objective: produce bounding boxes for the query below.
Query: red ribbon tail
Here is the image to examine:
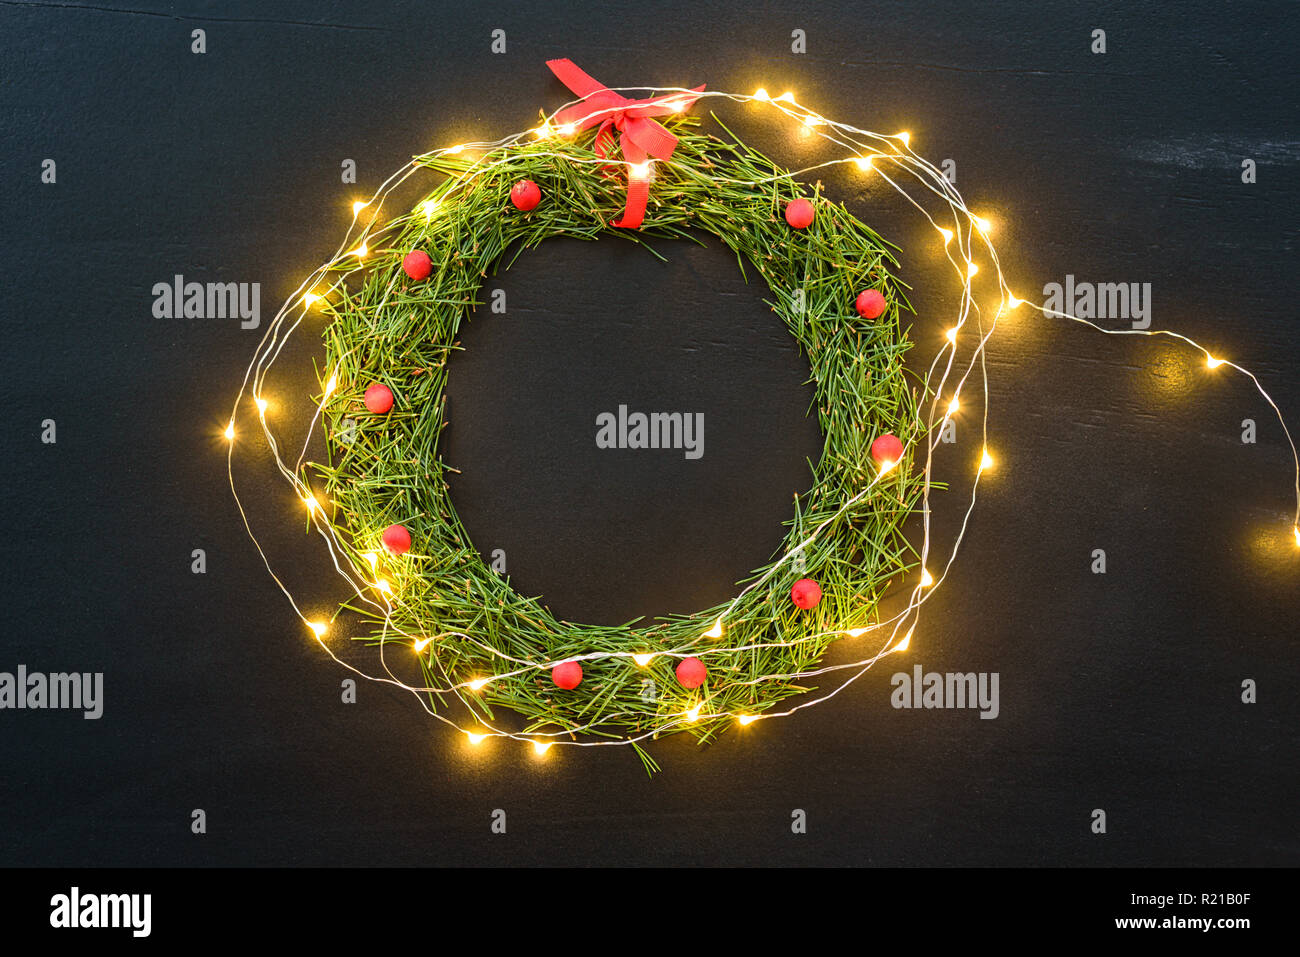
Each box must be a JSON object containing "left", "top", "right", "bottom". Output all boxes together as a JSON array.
[
  {"left": 546, "top": 58, "right": 609, "bottom": 99},
  {"left": 613, "top": 178, "right": 649, "bottom": 229},
  {"left": 613, "top": 141, "right": 649, "bottom": 229}
]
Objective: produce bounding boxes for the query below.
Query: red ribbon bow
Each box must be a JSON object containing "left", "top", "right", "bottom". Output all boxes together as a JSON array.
[{"left": 546, "top": 58, "right": 705, "bottom": 229}]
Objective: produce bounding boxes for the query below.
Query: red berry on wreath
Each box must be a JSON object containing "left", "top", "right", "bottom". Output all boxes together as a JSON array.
[
  {"left": 402, "top": 249, "right": 432, "bottom": 281},
  {"left": 784, "top": 197, "right": 815, "bottom": 229},
  {"left": 871, "top": 432, "right": 904, "bottom": 465},
  {"left": 552, "top": 660, "right": 583, "bottom": 690},
  {"left": 510, "top": 179, "right": 541, "bottom": 212},
  {"left": 791, "top": 578, "right": 822, "bottom": 610},
  {"left": 855, "top": 288, "right": 887, "bottom": 319},
  {"left": 381, "top": 523, "right": 411, "bottom": 555},
  {"left": 675, "top": 656, "right": 707, "bottom": 689},
  {"left": 364, "top": 383, "right": 394, "bottom": 414}
]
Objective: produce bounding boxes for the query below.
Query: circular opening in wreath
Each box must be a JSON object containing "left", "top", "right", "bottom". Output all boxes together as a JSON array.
[{"left": 443, "top": 235, "right": 824, "bottom": 626}]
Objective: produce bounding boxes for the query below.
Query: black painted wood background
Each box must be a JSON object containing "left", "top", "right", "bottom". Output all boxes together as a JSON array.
[{"left": 1, "top": 0, "right": 1296, "bottom": 867}]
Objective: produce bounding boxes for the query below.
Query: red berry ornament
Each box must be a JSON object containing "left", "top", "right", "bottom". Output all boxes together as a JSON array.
[
  {"left": 675, "top": 656, "right": 707, "bottom": 689},
  {"left": 791, "top": 578, "right": 822, "bottom": 610},
  {"left": 871, "top": 433, "right": 904, "bottom": 465},
  {"left": 551, "top": 660, "right": 583, "bottom": 690},
  {"left": 364, "top": 383, "right": 394, "bottom": 414},
  {"left": 855, "top": 288, "right": 887, "bottom": 319},
  {"left": 402, "top": 249, "right": 432, "bottom": 281},
  {"left": 381, "top": 524, "right": 411, "bottom": 555},
  {"left": 784, "top": 198, "right": 815, "bottom": 229},
  {"left": 510, "top": 179, "right": 541, "bottom": 212}
]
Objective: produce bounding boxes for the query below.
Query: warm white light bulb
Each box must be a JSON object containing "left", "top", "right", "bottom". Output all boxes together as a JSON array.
[
  {"left": 223, "top": 422, "right": 235, "bottom": 441},
  {"left": 352, "top": 200, "right": 367, "bottom": 215},
  {"left": 946, "top": 327, "right": 959, "bottom": 344},
  {"left": 413, "top": 637, "right": 432, "bottom": 653},
  {"left": 973, "top": 215, "right": 992, "bottom": 234},
  {"left": 1206, "top": 355, "right": 1225, "bottom": 369},
  {"left": 845, "top": 627, "right": 869, "bottom": 638},
  {"left": 352, "top": 242, "right": 367, "bottom": 258},
  {"left": 303, "top": 293, "right": 321, "bottom": 308},
  {"left": 855, "top": 156, "right": 873, "bottom": 172},
  {"left": 947, "top": 397, "right": 960, "bottom": 415},
  {"left": 703, "top": 617, "right": 724, "bottom": 639},
  {"left": 967, "top": 261, "right": 979, "bottom": 278},
  {"left": 630, "top": 161, "right": 652, "bottom": 180},
  {"left": 685, "top": 704, "right": 703, "bottom": 722},
  {"left": 895, "top": 628, "right": 914, "bottom": 652},
  {"left": 533, "top": 740, "right": 552, "bottom": 754},
  {"left": 777, "top": 91, "right": 795, "bottom": 103},
  {"left": 1293, "top": 525, "right": 1300, "bottom": 548},
  {"left": 303, "top": 494, "right": 319, "bottom": 512},
  {"left": 753, "top": 88, "right": 770, "bottom": 101},
  {"left": 938, "top": 227, "right": 953, "bottom": 245},
  {"left": 375, "top": 579, "right": 391, "bottom": 594},
  {"left": 896, "top": 131, "right": 910, "bottom": 145},
  {"left": 307, "top": 621, "right": 327, "bottom": 638},
  {"left": 447, "top": 144, "right": 465, "bottom": 155},
  {"left": 980, "top": 449, "right": 995, "bottom": 472},
  {"left": 466, "top": 731, "right": 486, "bottom": 746},
  {"left": 255, "top": 397, "right": 267, "bottom": 413},
  {"left": 737, "top": 715, "right": 758, "bottom": 726},
  {"left": 632, "top": 653, "right": 654, "bottom": 667},
  {"left": 468, "top": 678, "right": 488, "bottom": 691},
  {"left": 559, "top": 122, "right": 576, "bottom": 135},
  {"left": 920, "top": 568, "right": 934, "bottom": 587},
  {"left": 1006, "top": 294, "right": 1023, "bottom": 309}
]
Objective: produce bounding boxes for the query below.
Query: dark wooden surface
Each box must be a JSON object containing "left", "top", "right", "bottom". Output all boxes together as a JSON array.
[{"left": 1, "top": 0, "right": 1296, "bottom": 866}]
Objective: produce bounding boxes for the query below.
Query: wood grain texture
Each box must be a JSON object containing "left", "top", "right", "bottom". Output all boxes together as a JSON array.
[{"left": 0, "top": 0, "right": 1295, "bottom": 866}]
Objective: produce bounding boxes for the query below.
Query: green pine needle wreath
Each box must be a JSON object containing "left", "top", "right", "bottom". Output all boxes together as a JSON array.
[{"left": 311, "top": 114, "right": 928, "bottom": 773}]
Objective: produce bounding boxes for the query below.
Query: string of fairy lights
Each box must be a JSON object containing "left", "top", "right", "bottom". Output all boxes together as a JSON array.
[{"left": 224, "top": 83, "right": 1300, "bottom": 756}]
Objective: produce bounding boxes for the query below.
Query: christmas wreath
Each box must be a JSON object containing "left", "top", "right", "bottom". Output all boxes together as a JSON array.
[{"left": 305, "top": 61, "right": 926, "bottom": 769}]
